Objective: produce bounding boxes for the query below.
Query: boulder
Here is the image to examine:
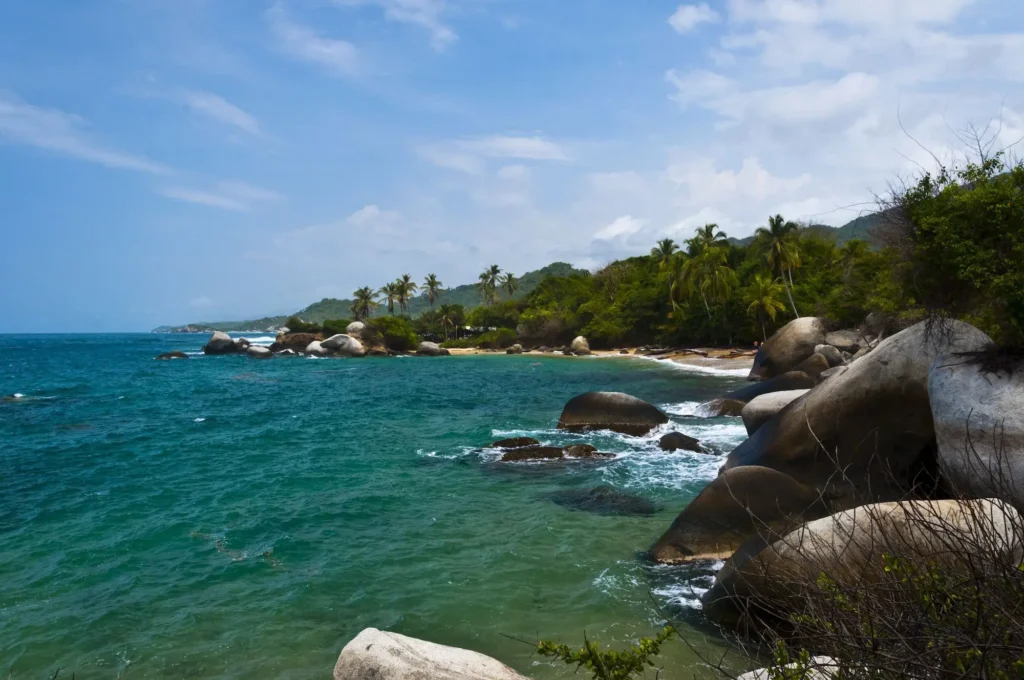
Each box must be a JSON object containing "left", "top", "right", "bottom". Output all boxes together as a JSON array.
[
  {"left": 703, "top": 499, "right": 1023, "bottom": 630},
  {"left": 418, "top": 341, "right": 444, "bottom": 357},
  {"left": 564, "top": 444, "right": 615, "bottom": 460},
  {"left": 819, "top": 365, "right": 848, "bottom": 380},
  {"left": 851, "top": 346, "right": 870, "bottom": 360},
  {"left": 322, "top": 334, "right": 367, "bottom": 357},
  {"left": 305, "top": 340, "right": 330, "bottom": 357},
  {"left": 346, "top": 321, "right": 366, "bottom": 337},
  {"left": 202, "top": 331, "right": 237, "bottom": 355},
  {"left": 501, "top": 446, "right": 565, "bottom": 462},
  {"left": 741, "top": 390, "right": 810, "bottom": 436},
  {"left": 738, "top": 657, "right": 841, "bottom": 680},
  {"left": 659, "top": 432, "right": 704, "bottom": 453},
  {"left": 488, "top": 437, "right": 540, "bottom": 449},
  {"left": 505, "top": 344, "right": 523, "bottom": 355},
  {"left": 749, "top": 318, "right": 827, "bottom": 381},
  {"left": 724, "top": 320, "right": 993, "bottom": 501},
  {"left": 723, "top": 371, "right": 817, "bottom": 404},
  {"left": 703, "top": 398, "right": 747, "bottom": 417},
  {"left": 557, "top": 392, "right": 668, "bottom": 436},
  {"left": 619, "top": 349, "right": 630, "bottom": 355},
  {"left": 813, "top": 344, "right": 845, "bottom": 368},
  {"left": 270, "top": 332, "right": 320, "bottom": 353},
  {"left": 650, "top": 466, "right": 830, "bottom": 563},
  {"left": 549, "top": 486, "right": 658, "bottom": 516},
  {"left": 334, "top": 628, "right": 528, "bottom": 680},
  {"left": 155, "top": 351, "right": 189, "bottom": 360},
  {"left": 792, "top": 352, "right": 831, "bottom": 379},
  {"left": 245, "top": 345, "right": 273, "bottom": 359},
  {"left": 929, "top": 353, "right": 1024, "bottom": 504},
  {"left": 571, "top": 336, "right": 592, "bottom": 356},
  {"left": 825, "top": 330, "right": 862, "bottom": 353}
]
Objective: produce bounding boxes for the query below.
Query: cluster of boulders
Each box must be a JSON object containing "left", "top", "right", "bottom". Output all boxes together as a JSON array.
[
  {"left": 646, "top": 315, "right": 1024, "bottom": 646},
  {"left": 191, "top": 325, "right": 454, "bottom": 359}
]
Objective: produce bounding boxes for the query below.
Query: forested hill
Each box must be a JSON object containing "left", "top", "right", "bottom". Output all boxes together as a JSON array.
[
  {"left": 161, "top": 262, "right": 586, "bottom": 332},
  {"left": 727, "top": 213, "right": 884, "bottom": 248}
]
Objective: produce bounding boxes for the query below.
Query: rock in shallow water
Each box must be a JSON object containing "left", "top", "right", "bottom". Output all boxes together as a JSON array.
[
  {"left": 557, "top": 391, "right": 668, "bottom": 436},
  {"left": 549, "top": 485, "right": 658, "bottom": 516},
  {"left": 488, "top": 437, "right": 540, "bottom": 449},
  {"left": 155, "top": 351, "right": 189, "bottom": 360},
  {"left": 500, "top": 446, "right": 565, "bottom": 462},
  {"left": 202, "top": 331, "right": 237, "bottom": 355},
  {"left": 659, "top": 432, "right": 704, "bottom": 453}
]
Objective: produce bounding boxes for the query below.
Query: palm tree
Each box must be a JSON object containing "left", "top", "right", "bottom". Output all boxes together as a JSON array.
[
  {"left": 755, "top": 214, "right": 801, "bottom": 317},
  {"left": 396, "top": 274, "right": 418, "bottom": 315},
  {"left": 499, "top": 272, "right": 519, "bottom": 298},
  {"left": 651, "top": 238, "right": 678, "bottom": 267},
  {"left": 687, "top": 223, "right": 728, "bottom": 254},
  {"left": 478, "top": 265, "right": 501, "bottom": 305},
  {"left": 423, "top": 273, "right": 442, "bottom": 309},
  {"left": 378, "top": 282, "right": 400, "bottom": 316},
  {"left": 350, "top": 286, "right": 378, "bottom": 321},
  {"left": 744, "top": 273, "right": 787, "bottom": 341},
  {"left": 676, "top": 244, "right": 737, "bottom": 320},
  {"left": 438, "top": 303, "right": 464, "bottom": 341}
]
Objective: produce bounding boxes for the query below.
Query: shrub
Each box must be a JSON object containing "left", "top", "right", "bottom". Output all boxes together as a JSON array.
[
  {"left": 285, "top": 315, "right": 321, "bottom": 334},
  {"left": 321, "top": 318, "right": 353, "bottom": 337},
  {"left": 536, "top": 626, "right": 675, "bottom": 680},
  {"left": 368, "top": 316, "right": 419, "bottom": 351},
  {"left": 440, "top": 328, "right": 518, "bottom": 349}
]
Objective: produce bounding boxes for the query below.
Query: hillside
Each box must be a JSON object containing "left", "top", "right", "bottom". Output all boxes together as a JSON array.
[
  {"left": 727, "top": 212, "right": 885, "bottom": 249},
  {"left": 160, "top": 262, "right": 586, "bottom": 332}
]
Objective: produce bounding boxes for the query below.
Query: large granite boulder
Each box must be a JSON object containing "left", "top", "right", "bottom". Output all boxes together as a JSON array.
[
  {"left": 703, "top": 499, "right": 1023, "bottom": 630},
  {"left": 334, "top": 628, "right": 528, "bottom": 680},
  {"left": 418, "top": 341, "right": 444, "bottom": 357},
  {"left": 305, "top": 340, "right": 330, "bottom": 357},
  {"left": 724, "top": 320, "right": 993, "bottom": 502},
  {"left": 724, "top": 371, "right": 817, "bottom": 404},
  {"left": 322, "top": 334, "right": 367, "bottom": 357},
  {"left": 245, "top": 345, "right": 273, "bottom": 359},
  {"left": 929, "top": 353, "right": 1023, "bottom": 504},
  {"left": 202, "top": 331, "right": 237, "bottom": 355},
  {"left": 741, "top": 390, "right": 810, "bottom": 436},
  {"left": 659, "top": 432, "right": 704, "bottom": 453},
  {"left": 792, "top": 352, "right": 831, "bottom": 379},
  {"left": 825, "top": 330, "right": 863, "bottom": 353},
  {"left": 346, "top": 321, "right": 366, "bottom": 337},
  {"left": 571, "top": 336, "right": 592, "bottom": 356},
  {"left": 703, "top": 398, "right": 747, "bottom": 417},
  {"left": 749, "top": 318, "right": 827, "bottom": 381},
  {"left": 650, "top": 466, "right": 830, "bottom": 563},
  {"left": 505, "top": 344, "right": 523, "bottom": 355},
  {"left": 557, "top": 392, "right": 668, "bottom": 436},
  {"left": 814, "top": 344, "right": 845, "bottom": 368},
  {"left": 270, "top": 332, "right": 320, "bottom": 353}
]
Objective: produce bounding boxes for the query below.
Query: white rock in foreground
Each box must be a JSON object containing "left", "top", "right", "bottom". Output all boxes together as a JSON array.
[
  {"left": 322, "top": 334, "right": 367, "bottom": 357},
  {"left": 570, "top": 336, "right": 591, "bottom": 355},
  {"left": 334, "top": 628, "right": 529, "bottom": 680},
  {"left": 741, "top": 389, "right": 810, "bottom": 435}
]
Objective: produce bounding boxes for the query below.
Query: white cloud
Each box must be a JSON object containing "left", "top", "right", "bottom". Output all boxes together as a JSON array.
[
  {"left": 669, "top": 4, "right": 719, "bottom": 33},
  {"left": 158, "top": 181, "right": 283, "bottom": 211},
  {"left": 179, "top": 90, "right": 263, "bottom": 137},
  {"left": 0, "top": 91, "right": 167, "bottom": 173},
  {"left": 667, "top": 157, "right": 811, "bottom": 202},
  {"left": 462, "top": 135, "right": 568, "bottom": 160},
  {"left": 267, "top": 3, "right": 359, "bottom": 77},
  {"left": 333, "top": 0, "right": 456, "bottom": 51},
  {"left": 594, "top": 215, "right": 645, "bottom": 240},
  {"left": 727, "top": 0, "right": 979, "bottom": 28},
  {"left": 417, "top": 145, "right": 484, "bottom": 174}
]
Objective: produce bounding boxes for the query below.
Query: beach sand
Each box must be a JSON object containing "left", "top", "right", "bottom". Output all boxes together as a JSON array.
[{"left": 445, "top": 346, "right": 756, "bottom": 372}]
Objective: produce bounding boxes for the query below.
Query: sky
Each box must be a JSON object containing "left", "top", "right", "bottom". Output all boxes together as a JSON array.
[{"left": 1, "top": 0, "right": 1023, "bottom": 332}]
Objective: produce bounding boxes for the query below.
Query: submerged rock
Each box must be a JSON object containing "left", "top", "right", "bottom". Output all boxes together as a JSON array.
[
  {"left": 334, "top": 627, "right": 529, "bottom": 680},
  {"left": 488, "top": 437, "right": 540, "bottom": 449},
  {"left": 749, "top": 317, "right": 827, "bottom": 381},
  {"left": 557, "top": 391, "right": 668, "bottom": 436},
  {"left": 500, "top": 446, "right": 566, "bottom": 462},
  {"left": 564, "top": 444, "right": 615, "bottom": 460},
  {"left": 659, "top": 432, "right": 704, "bottom": 453},
  {"left": 155, "top": 351, "right": 189, "bottom": 360},
  {"left": 549, "top": 485, "right": 658, "bottom": 516}
]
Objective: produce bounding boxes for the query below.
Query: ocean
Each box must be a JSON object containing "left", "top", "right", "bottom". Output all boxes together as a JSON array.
[{"left": 0, "top": 334, "right": 750, "bottom": 678}]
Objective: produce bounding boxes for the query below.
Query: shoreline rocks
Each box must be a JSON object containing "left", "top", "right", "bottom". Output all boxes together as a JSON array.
[
  {"left": 740, "top": 390, "right": 809, "bottom": 436},
  {"left": 749, "top": 318, "right": 827, "bottom": 381},
  {"left": 571, "top": 336, "right": 592, "bottom": 356},
  {"left": 202, "top": 331, "right": 237, "bottom": 355},
  {"left": 557, "top": 391, "right": 668, "bottom": 436},
  {"left": 155, "top": 351, "right": 189, "bottom": 360},
  {"left": 322, "top": 334, "right": 367, "bottom": 357},
  {"left": 659, "top": 432, "right": 704, "bottom": 453}
]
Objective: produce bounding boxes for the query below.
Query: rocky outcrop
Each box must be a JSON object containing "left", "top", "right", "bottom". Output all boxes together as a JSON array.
[
  {"left": 929, "top": 353, "right": 1024, "bottom": 504},
  {"left": 704, "top": 398, "right": 746, "bottom": 417},
  {"left": 725, "top": 371, "right": 818, "bottom": 405},
  {"left": 792, "top": 352, "right": 831, "bottom": 379},
  {"left": 418, "top": 341, "right": 444, "bottom": 357},
  {"left": 571, "top": 336, "right": 592, "bottom": 356},
  {"left": 813, "top": 344, "right": 845, "bottom": 368},
  {"left": 724, "top": 320, "right": 993, "bottom": 502},
  {"left": 305, "top": 340, "right": 330, "bottom": 357},
  {"left": 650, "top": 466, "right": 830, "bottom": 563},
  {"left": 202, "top": 331, "right": 237, "bottom": 355},
  {"left": 564, "top": 444, "right": 614, "bottom": 460},
  {"left": 557, "top": 392, "right": 668, "bottom": 436},
  {"left": 488, "top": 437, "right": 540, "bottom": 449},
  {"left": 505, "top": 344, "right": 523, "bottom": 355},
  {"left": 334, "top": 628, "right": 529, "bottom": 680},
  {"left": 275, "top": 349, "right": 298, "bottom": 356},
  {"left": 749, "top": 318, "right": 827, "bottom": 381},
  {"left": 155, "top": 351, "right": 189, "bottom": 360},
  {"left": 703, "top": 499, "right": 1023, "bottom": 630},
  {"left": 659, "top": 432, "right": 704, "bottom": 453},
  {"left": 501, "top": 446, "right": 565, "bottom": 462},
  {"left": 245, "top": 345, "right": 273, "bottom": 359},
  {"left": 270, "top": 332, "right": 320, "bottom": 353},
  {"left": 346, "top": 321, "right": 366, "bottom": 337},
  {"left": 322, "top": 334, "right": 367, "bottom": 357},
  {"left": 825, "top": 330, "right": 863, "bottom": 353},
  {"left": 741, "top": 390, "right": 810, "bottom": 436}
]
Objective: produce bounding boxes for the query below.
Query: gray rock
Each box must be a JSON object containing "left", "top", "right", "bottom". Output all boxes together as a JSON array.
[
  {"left": 702, "top": 398, "right": 747, "bottom": 417},
  {"left": 825, "top": 329, "right": 862, "bottom": 353},
  {"left": 814, "top": 344, "right": 845, "bottom": 367},
  {"left": 202, "top": 331, "right": 237, "bottom": 355},
  {"left": 571, "top": 336, "right": 592, "bottom": 356},
  {"left": 322, "top": 334, "right": 367, "bottom": 357},
  {"left": 659, "top": 432, "right": 704, "bottom": 453},
  {"left": 724, "top": 371, "right": 817, "bottom": 404},
  {"left": 557, "top": 391, "right": 668, "bottom": 436},
  {"left": 505, "top": 343, "right": 523, "bottom": 355},
  {"left": 155, "top": 351, "right": 189, "bottom": 360},
  {"left": 245, "top": 345, "right": 273, "bottom": 359},
  {"left": 741, "top": 389, "right": 810, "bottom": 436},
  {"left": 305, "top": 340, "right": 329, "bottom": 357},
  {"left": 345, "top": 321, "right": 366, "bottom": 337},
  {"left": 418, "top": 341, "right": 444, "bottom": 356},
  {"left": 819, "top": 365, "right": 848, "bottom": 380},
  {"left": 852, "top": 346, "right": 870, "bottom": 360},
  {"left": 749, "top": 317, "right": 827, "bottom": 381},
  {"left": 929, "top": 352, "right": 1023, "bottom": 504},
  {"left": 334, "top": 628, "right": 529, "bottom": 680}
]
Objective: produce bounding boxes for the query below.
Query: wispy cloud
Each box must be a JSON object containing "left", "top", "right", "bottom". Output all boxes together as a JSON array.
[
  {"left": 158, "top": 181, "right": 283, "bottom": 211},
  {"left": 594, "top": 215, "right": 645, "bottom": 241},
  {"left": 668, "top": 4, "right": 719, "bottom": 33},
  {"left": 420, "top": 135, "right": 568, "bottom": 173},
  {"left": 179, "top": 90, "right": 263, "bottom": 137},
  {"left": 333, "top": 0, "right": 456, "bottom": 51},
  {"left": 0, "top": 91, "right": 168, "bottom": 173},
  {"left": 267, "top": 2, "right": 359, "bottom": 77}
]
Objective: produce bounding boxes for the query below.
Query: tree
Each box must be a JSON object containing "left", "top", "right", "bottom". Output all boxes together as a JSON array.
[
  {"left": 756, "top": 214, "right": 802, "bottom": 317},
  {"left": 675, "top": 229, "right": 737, "bottom": 322},
  {"left": 478, "top": 265, "right": 501, "bottom": 305},
  {"left": 744, "top": 273, "right": 787, "bottom": 341},
  {"left": 687, "top": 223, "right": 728, "bottom": 254},
  {"left": 378, "top": 282, "right": 400, "bottom": 316},
  {"left": 499, "top": 272, "right": 519, "bottom": 298},
  {"left": 650, "top": 238, "right": 678, "bottom": 267},
  {"left": 349, "top": 286, "right": 378, "bottom": 321},
  {"left": 423, "top": 273, "right": 442, "bottom": 309},
  {"left": 397, "top": 274, "right": 418, "bottom": 315},
  {"left": 438, "top": 303, "right": 465, "bottom": 341}
]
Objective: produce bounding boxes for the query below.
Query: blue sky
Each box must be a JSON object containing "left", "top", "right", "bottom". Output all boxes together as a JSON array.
[{"left": 1, "top": 0, "right": 1023, "bottom": 331}]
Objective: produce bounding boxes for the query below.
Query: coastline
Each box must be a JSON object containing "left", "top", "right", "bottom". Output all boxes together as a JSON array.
[{"left": 444, "top": 346, "right": 756, "bottom": 373}]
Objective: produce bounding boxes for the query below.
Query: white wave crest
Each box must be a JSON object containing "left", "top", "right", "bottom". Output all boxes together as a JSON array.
[
  {"left": 651, "top": 561, "right": 725, "bottom": 610},
  {"left": 631, "top": 354, "right": 751, "bottom": 377},
  {"left": 238, "top": 336, "right": 276, "bottom": 345}
]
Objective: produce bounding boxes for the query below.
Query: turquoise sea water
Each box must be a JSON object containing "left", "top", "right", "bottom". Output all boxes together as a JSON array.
[{"left": 0, "top": 334, "right": 750, "bottom": 679}]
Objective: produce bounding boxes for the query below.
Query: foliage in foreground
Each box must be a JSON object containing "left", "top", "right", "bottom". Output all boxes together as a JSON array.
[
  {"left": 537, "top": 626, "right": 675, "bottom": 680},
  {"left": 440, "top": 328, "right": 518, "bottom": 349}
]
